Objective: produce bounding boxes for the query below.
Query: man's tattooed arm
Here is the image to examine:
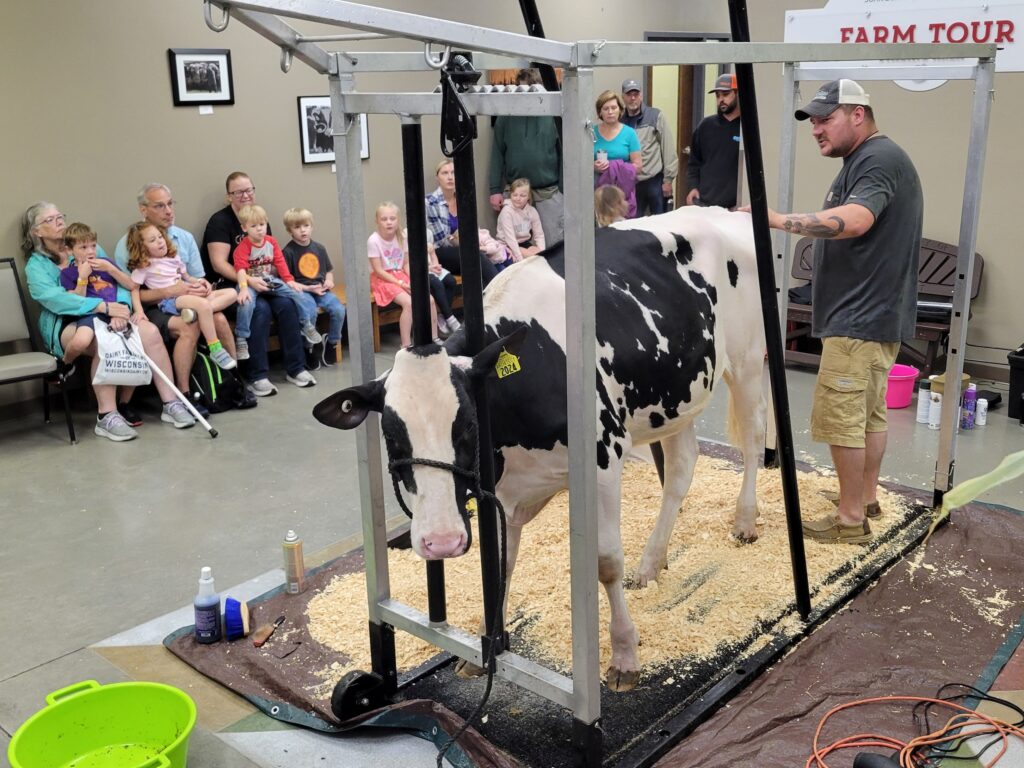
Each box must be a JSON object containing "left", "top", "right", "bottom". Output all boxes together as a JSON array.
[{"left": 781, "top": 213, "right": 846, "bottom": 238}]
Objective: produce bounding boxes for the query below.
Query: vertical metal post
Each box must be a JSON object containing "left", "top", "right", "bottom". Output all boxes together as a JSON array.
[
  {"left": 400, "top": 117, "right": 448, "bottom": 624},
  {"left": 933, "top": 58, "right": 994, "bottom": 506},
  {"left": 329, "top": 71, "right": 396, "bottom": 691},
  {"left": 728, "top": 0, "right": 811, "bottom": 620},
  {"left": 562, "top": 64, "right": 602, "bottom": 745}
]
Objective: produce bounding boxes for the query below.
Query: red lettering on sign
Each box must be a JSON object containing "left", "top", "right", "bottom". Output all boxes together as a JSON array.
[
  {"left": 947, "top": 21, "right": 969, "bottom": 43},
  {"left": 839, "top": 18, "right": 1013, "bottom": 46},
  {"left": 929, "top": 22, "right": 946, "bottom": 43},
  {"left": 855, "top": 26, "right": 869, "bottom": 43},
  {"left": 996, "top": 19, "right": 1015, "bottom": 43},
  {"left": 840, "top": 26, "right": 853, "bottom": 43},
  {"left": 872, "top": 26, "right": 888, "bottom": 42},
  {"left": 892, "top": 24, "right": 916, "bottom": 43}
]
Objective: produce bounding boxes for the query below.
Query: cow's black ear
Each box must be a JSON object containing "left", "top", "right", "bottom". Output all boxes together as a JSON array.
[
  {"left": 313, "top": 379, "right": 385, "bottom": 430},
  {"left": 468, "top": 325, "right": 529, "bottom": 380}
]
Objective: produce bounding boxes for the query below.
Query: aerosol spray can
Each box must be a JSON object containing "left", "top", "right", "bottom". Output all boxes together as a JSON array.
[
  {"left": 283, "top": 530, "right": 306, "bottom": 594},
  {"left": 915, "top": 379, "right": 932, "bottom": 424},
  {"left": 928, "top": 391, "right": 943, "bottom": 430},
  {"left": 976, "top": 398, "right": 989, "bottom": 426},
  {"left": 961, "top": 383, "right": 977, "bottom": 430}
]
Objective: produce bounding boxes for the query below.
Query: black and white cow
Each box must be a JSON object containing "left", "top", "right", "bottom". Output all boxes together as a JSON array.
[{"left": 315, "top": 207, "right": 766, "bottom": 691}]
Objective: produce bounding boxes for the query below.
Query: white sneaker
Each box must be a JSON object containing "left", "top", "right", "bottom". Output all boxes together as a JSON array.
[
  {"left": 209, "top": 347, "right": 237, "bottom": 370},
  {"left": 248, "top": 378, "right": 277, "bottom": 397},
  {"left": 235, "top": 337, "right": 249, "bottom": 360},
  {"left": 286, "top": 370, "right": 317, "bottom": 388},
  {"left": 95, "top": 411, "right": 138, "bottom": 442},
  {"left": 161, "top": 400, "right": 196, "bottom": 429},
  {"left": 301, "top": 324, "right": 323, "bottom": 345},
  {"left": 445, "top": 316, "right": 462, "bottom": 333}
]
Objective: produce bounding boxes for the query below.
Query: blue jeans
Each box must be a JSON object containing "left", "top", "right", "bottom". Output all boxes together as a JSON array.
[
  {"left": 296, "top": 290, "right": 347, "bottom": 343},
  {"left": 245, "top": 292, "right": 307, "bottom": 380},
  {"left": 235, "top": 277, "right": 314, "bottom": 338},
  {"left": 635, "top": 173, "right": 668, "bottom": 216}
]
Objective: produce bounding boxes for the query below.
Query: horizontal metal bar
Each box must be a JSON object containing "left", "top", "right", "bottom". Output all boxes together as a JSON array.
[
  {"left": 333, "top": 51, "right": 543, "bottom": 74},
  {"left": 214, "top": 0, "right": 573, "bottom": 65},
  {"left": 298, "top": 32, "right": 390, "bottom": 43},
  {"left": 338, "top": 91, "right": 561, "bottom": 117},
  {"left": 577, "top": 40, "right": 995, "bottom": 66},
  {"left": 379, "top": 599, "right": 575, "bottom": 707},
  {"left": 229, "top": 7, "right": 334, "bottom": 74},
  {"left": 795, "top": 60, "right": 979, "bottom": 81}
]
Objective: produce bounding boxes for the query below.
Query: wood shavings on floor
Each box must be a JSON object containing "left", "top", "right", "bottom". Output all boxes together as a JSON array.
[{"left": 306, "top": 455, "right": 921, "bottom": 696}]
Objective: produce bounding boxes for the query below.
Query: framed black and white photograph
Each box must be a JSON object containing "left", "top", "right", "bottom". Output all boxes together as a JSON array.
[
  {"left": 168, "top": 48, "right": 234, "bottom": 106},
  {"left": 297, "top": 96, "right": 369, "bottom": 164}
]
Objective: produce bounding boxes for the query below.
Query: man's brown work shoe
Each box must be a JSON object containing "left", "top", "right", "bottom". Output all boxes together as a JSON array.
[
  {"left": 820, "top": 490, "right": 883, "bottom": 519},
  {"left": 802, "top": 513, "right": 873, "bottom": 545}
]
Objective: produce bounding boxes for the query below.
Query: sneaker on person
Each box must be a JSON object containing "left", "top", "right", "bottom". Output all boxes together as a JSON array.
[
  {"left": 445, "top": 316, "right": 462, "bottom": 334},
  {"left": 301, "top": 324, "right": 323, "bottom": 345},
  {"left": 802, "top": 513, "right": 873, "bottom": 545},
  {"left": 95, "top": 411, "right": 138, "bottom": 442},
  {"left": 161, "top": 400, "right": 196, "bottom": 429},
  {"left": 322, "top": 341, "right": 339, "bottom": 366},
  {"left": 286, "top": 370, "right": 317, "bottom": 388},
  {"left": 305, "top": 344, "right": 322, "bottom": 372},
  {"left": 248, "top": 377, "right": 278, "bottom": 397},
  {"left": 180, "top": 308, "right": 198, "bottom": 324},
  {"left": 117, "top": 401, "right": 144, "bottom": 427},
  {"left": 209, "top": 347, "right": 237, "bottom": 370},
  {"left": 235, "top": 337, "right": 249, "bottom": 361}
]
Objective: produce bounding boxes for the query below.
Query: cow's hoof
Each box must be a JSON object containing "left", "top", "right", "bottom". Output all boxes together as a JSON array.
[
  {"left": 454, "top": 659, "right": 486, "bottom": 678},
  {"left": 605, "top": 665, "right": 639, "bottom": 692},
  {"left": 730, "top": 530, "right": 759, "bottom": 545}
]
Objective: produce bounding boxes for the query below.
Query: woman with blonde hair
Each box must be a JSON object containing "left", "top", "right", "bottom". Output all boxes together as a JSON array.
[{"left": 425, "top": 158, "right": 499, "bottom": 286}]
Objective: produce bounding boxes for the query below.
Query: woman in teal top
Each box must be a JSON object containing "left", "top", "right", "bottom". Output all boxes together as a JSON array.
[
  {"left": 592, "top": 90, "right": 642, "bottom": 174},
  {"left": 21, "top": 201, "right": 194, "bottom": 441}
]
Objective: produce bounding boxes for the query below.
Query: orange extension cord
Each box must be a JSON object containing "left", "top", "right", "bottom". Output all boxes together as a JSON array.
[{"left": 806, "top": 695, "right": 1024, "bottom": 768}]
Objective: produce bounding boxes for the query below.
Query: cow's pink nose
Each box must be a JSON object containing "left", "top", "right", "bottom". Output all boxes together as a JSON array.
[{"left": 420, "top": 532, "right": 467, "bottom": 559}]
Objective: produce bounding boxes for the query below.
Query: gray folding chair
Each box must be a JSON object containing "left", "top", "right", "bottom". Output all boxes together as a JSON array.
[{"left": 0, "top": 257, "right": 77, "bottom": 443}]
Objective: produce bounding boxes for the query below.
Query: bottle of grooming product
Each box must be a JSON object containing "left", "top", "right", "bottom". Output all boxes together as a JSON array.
[
  {"left": 283, "top": 530, "right": 306, "bottom": 595},
  {"left": 194, "top": 566, "right": 222, "bottom": 644},
  {"left": 928, "top": 391, "right": 943, "bottom": 430},
  {"left": 961, "top": 383, "right": 977, "bottom": 430},
  {"left": 915, "top": 379, "right": 932, "bottom": 424},
  {"left": 976, "top": 397, "right": 988, "bottom": 426}
]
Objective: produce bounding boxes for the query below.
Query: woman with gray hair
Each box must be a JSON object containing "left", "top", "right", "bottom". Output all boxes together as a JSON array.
[{"left": 22, "top": 201, "right": 196, "bottom": 441}]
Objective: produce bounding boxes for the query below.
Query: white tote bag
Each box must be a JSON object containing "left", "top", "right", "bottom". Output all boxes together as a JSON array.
[{"left": 92, "top": 322, "right": 152, "bottom": 387}]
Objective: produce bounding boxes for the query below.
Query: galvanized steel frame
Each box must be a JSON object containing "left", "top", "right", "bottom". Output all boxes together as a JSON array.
[{"left": 205, "top": 0, "right": 994, "bottom": 756}]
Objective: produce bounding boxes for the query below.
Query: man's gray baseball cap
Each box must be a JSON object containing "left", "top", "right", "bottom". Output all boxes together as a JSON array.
[{"left": 795, "top": 79, "right": 870, "bottom": 121}]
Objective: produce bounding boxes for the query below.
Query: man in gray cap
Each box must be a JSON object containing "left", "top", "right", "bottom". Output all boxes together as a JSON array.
[
  {"left": 754, "top": 78, "right": 923, "bottom": 545},
  {"left": 685, "top": 72, "right": 741, "bottom": 208},
  {"left": 620, "top": 78, "right": 678, "bottom": 215}
]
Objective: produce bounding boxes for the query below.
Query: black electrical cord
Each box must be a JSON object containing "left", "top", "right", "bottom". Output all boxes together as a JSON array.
[{"left": 911, "top": 683, "right": 1024, "bottom": 764}]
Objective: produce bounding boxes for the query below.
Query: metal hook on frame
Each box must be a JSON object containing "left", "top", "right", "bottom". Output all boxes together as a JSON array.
[
  {"left": 280, "top": 47, "right": 293, "bottom": 73},
  {"left": 204, "top": 0, "right": 230, "bottom": 32},
  {"left": 424, "top": 42, "right": 451, "bottom": 70}
]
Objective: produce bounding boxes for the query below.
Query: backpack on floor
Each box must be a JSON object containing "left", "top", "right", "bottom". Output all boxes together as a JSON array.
[{"left": 189, "top": 350, "right": 241, "bottom": 414}]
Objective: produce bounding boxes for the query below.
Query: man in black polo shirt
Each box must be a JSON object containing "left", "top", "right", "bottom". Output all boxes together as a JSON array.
[{"left": 685, "top": 73, "right": 741, "bottom": 209}]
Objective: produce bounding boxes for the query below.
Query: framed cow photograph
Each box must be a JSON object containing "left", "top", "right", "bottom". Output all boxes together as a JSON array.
[
  {"left": 168, "top": 48, "right": 234, "bottom": 106},
  {"left": 297, "top": 95, "right": 369, "bottom": 164}
]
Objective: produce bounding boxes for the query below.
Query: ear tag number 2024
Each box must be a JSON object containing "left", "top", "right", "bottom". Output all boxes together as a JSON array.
[{"left": 495, "top": 348, "right": 521, "bottom": 379}]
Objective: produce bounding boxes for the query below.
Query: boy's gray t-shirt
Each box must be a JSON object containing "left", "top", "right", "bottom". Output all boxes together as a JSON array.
[{"left": 811, "top": 135, "right": 923, "bottom": 342}]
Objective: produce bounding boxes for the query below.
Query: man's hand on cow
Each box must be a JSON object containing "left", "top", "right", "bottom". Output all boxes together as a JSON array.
[
  {"left": 736, "top": 204, "right": 785, "bottom": 230},
  {"left": 489, "top": 193, "right": 504, "bottom": 212},
  {"left": 685, "top": 189, "right": 701, "bottom": 206}
]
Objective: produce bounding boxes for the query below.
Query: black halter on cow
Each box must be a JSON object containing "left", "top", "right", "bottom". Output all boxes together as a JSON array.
[{"left": 315, "top": 206, "right": 767, "bottom": 691}]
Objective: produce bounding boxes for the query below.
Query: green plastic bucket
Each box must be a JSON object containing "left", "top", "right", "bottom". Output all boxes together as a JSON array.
[{"left": 8, "top": 680, "right": 197, "bottom": 768}]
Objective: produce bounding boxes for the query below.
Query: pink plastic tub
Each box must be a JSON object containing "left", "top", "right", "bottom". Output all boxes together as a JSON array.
[{"left": 885, "top": 363, "right": 919, "bottom": 409}]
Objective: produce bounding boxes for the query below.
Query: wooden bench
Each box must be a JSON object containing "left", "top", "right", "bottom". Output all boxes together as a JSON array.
[
  {"left": 785, "top": 237, "right": 984, "bottom": 377},
  {"left": 331, "top": 276, "right": 462, "bottom": 353}
]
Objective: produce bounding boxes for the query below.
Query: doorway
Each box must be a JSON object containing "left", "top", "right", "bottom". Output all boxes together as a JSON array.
[{"left": 643, "top": 31, "right": 731, "bottom": 206}]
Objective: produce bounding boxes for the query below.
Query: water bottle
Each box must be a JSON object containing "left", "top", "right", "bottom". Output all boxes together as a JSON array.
[
  {"left": 915, "top": 379, "right": 932, "bottom": 424},
  {"left": 283, "top": 530, "right": 306, "bottom": 595},
  {"left": 928, "top": 391, "right": 943, "bottom": 430},
  {"left": 194, "top": 566, "right": 222, "bottom": 644},
  {"left": 961, "top": 383, "right": 977, "bottom": 430}
]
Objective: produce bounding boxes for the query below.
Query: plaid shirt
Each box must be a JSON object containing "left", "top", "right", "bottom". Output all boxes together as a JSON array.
[{"left": 425, "top": 187, "right": 454, "bottom": 247}]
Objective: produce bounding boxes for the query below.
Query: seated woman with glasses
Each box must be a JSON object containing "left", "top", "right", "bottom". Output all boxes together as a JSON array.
[
  {"left": 21, "top": 201, "right": 196, "bottom": 441},
  {"left": 200, "top": 171, "right": 314, "bottom": 397}
]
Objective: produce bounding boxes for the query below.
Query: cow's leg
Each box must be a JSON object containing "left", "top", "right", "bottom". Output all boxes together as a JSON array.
[
  {"left": 636, "top": 424, "right": 698, "bottom": 586},
  {"left": 723, "top": 354, "right": 767, "bottom": 541},
  {"left": 597, "top": 462, "right": 641, "bottom": 691}
]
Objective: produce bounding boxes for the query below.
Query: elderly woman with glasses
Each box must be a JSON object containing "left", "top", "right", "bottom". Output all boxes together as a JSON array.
[
  {"left": 21, "top": 201, "right": 196, "bottom": 441},
  {"left": 200, "top": 171, "right": 313, "bottom": 397}
]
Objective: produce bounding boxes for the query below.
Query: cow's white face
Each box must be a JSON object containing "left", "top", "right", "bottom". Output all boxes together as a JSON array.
[{"left": 314, "top": 330, "right": 528, "bottom": 561}]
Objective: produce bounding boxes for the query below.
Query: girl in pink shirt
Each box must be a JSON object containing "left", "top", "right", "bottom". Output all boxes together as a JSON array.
[{"left": 496, "top": 178, "right": 546, "bottom": 263}]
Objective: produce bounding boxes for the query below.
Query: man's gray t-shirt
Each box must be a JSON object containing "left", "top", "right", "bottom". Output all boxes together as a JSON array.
[{"left": 811, "top": 135, "right": 923, "bottom": 342}]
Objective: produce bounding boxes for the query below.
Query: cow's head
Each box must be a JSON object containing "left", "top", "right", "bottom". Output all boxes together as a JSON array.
[{"left": 313, "top": 328, "right": 527, "bottom": 560}]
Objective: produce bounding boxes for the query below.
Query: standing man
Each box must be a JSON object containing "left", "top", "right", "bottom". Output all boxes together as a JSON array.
[
  {"left": 113, "top": 183, "right": 235, "bottom": 401},
  {"left": 488, "top": 68, "right": 564, "bottom": 244},
  {"left": 620, "top": 78, "right": 678, "bottom": 216},
  {"left": 685, "top": 73, "right": 741, "bottom": 209},
  {"left": 755, "top": 79, "right": 923, "bottom": 544}
]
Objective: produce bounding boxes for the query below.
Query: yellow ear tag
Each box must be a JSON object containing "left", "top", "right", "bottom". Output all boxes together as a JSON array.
[
  {"left": 465, "top": 497, "right": 478, "bottom": 515},
  {"left": 495, "top": 348, "right": 521, "bottom": 379}
]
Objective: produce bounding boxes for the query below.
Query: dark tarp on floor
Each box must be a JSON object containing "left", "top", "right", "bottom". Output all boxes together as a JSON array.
[{"left": 655, "top": 501, "right": 1024, "bottom": 768}]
